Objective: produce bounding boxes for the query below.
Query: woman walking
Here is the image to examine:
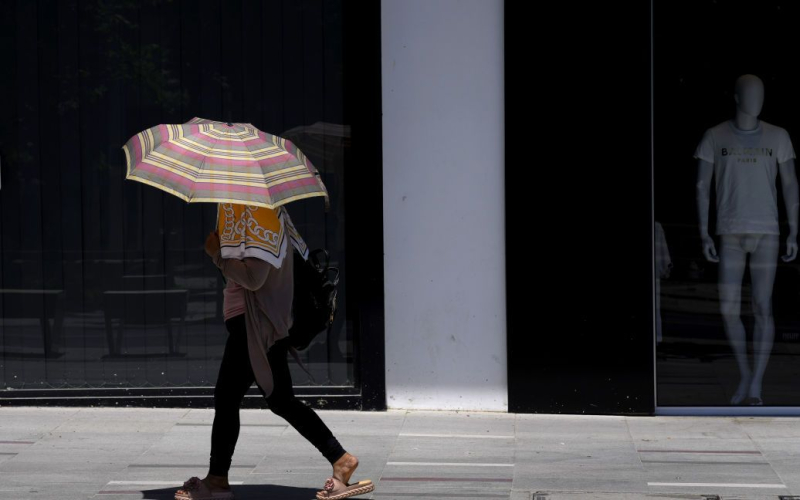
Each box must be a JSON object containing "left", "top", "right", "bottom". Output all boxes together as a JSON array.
[{"left": 175, "top": 204, "right": 372, "bottom": 500}]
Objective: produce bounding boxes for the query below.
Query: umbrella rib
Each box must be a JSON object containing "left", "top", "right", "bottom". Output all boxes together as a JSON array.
[
  {"left": 237, "top": 130, "right": 282, "bottom": 205},
  {"left": 189, "top": 129, "right": 218, "bottom": 202}
]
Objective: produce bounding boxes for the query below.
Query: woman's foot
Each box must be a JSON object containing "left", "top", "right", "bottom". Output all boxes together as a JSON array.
[
  {"left": 176, "top": 475, "right": 232, "bottom": 499},
  {"left": 332, "top": 452, "right": 359, "bottom": 484},
  {"left": 201, "top": 474, "right": 231, "bottom": 492}
]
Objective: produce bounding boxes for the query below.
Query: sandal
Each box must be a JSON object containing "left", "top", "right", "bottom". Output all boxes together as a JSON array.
[
  {"left": 316, "top": 476, "right": 375, "bottom": 500},
  {"left": 175, "top": 476, "right": 235, "bottom": 500}
]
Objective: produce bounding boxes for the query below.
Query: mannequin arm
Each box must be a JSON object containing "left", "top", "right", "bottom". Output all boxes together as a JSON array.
[
  {"left": 696, "top": 159, "right": 719, "bottom": 262},
  {"left": 779, "top": 158, "right": 799, "bottom": 261}
]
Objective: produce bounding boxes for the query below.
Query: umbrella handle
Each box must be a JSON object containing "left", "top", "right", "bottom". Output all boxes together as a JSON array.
[{"left": 214, "top": 204, "right": 227, "bottom": 285}]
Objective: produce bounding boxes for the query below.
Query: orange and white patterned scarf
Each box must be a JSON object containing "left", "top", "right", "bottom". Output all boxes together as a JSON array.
[{"left": 217, "top": 203, "right": 309, "bottom": 267}]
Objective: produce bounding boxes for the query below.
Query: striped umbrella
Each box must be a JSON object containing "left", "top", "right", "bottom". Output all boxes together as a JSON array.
[{"left": 121, "top": 117, "right": 330, "bottom": 211}]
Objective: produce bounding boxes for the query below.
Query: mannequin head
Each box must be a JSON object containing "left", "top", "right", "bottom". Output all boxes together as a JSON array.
[{"left": 734, "top": 74, "right": 765, "bottom": 118}]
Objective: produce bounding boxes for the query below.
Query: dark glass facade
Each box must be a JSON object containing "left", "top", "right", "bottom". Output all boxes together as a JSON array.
[{"left": 0, "top": 0, "right": 385, "bottom": 409}]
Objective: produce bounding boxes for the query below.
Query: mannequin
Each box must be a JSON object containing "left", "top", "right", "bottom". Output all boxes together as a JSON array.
[{"left": 695, "top": 74, "right": 799, "bottom": 405}]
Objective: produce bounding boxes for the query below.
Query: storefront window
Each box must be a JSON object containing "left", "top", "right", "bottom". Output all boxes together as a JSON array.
[{"left": 654, "top": 0, "right": 800, "bottom": 406}]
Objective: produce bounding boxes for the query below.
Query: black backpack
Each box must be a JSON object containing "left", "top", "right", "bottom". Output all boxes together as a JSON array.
[{"left": 288, "top": 248, "right": 340, "bottom": 351}]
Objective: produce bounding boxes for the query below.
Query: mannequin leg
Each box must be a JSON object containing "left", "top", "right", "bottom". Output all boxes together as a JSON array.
[
  {"left": 747, "top": 234, "right": 779, "bottom": 403},
  {"left": 718, "top": 235, "right": 750, "bottom": 405}
]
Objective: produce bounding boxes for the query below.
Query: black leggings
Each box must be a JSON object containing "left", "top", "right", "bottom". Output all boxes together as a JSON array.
[{"left": 209, "top": 314, "right": 346, "bottom": 476}]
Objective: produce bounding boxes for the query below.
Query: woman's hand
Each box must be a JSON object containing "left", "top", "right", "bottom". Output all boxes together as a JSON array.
[{"left": 204, "top": 230, "right": 220, "bottom": 258}]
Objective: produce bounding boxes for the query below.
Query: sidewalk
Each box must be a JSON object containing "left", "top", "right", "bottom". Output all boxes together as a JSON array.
[{"left": 0, "top": 407, "right": 798, "bottom": 499}]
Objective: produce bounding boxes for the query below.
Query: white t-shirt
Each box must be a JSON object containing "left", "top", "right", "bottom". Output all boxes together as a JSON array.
[{"left": 694, "top": 119, "right": 795, "bottom": 235}]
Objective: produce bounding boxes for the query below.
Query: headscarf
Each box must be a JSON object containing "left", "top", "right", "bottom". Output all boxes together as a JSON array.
[{"left": 217, "top": 203, "right": 309, "bottom": 266}]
